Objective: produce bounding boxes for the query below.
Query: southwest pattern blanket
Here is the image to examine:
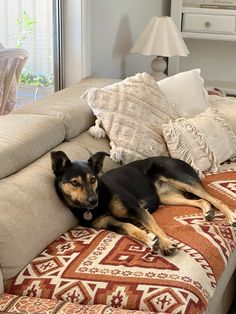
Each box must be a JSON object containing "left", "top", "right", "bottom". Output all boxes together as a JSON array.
[
  {"left": 0, "top": 293, "right": 148, "bottom": 313},
  {"left": 5, "top": 169, "right": 236, "bottom": 313}
]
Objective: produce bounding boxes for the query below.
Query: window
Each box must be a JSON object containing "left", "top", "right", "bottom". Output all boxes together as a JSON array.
[{"left": 0, "top": 0, "right": 63, "bottom": 107}]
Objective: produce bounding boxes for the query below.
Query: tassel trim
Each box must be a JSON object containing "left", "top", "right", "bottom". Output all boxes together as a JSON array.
[
  {"left": 110, "top": 141, "right": 123, "bottom": 163},
  {"left": 163, "top": 115, "right": 221, "bottom": 177},
  {"left": 88, "top": 118, "right": 106, "bottom": 139}
]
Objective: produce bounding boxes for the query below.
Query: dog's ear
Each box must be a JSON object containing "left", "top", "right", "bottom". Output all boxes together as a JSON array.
[
  {"left": 51, "top": 151, "right": 71, "bottom": 176},
  {"left": 88, "top": 152, "right": 110, "bottom": 173}
]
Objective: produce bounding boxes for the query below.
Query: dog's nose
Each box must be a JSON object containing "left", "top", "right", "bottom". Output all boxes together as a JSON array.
[{"left": 88, "top": 196, "right": 97, "bottom": 206}]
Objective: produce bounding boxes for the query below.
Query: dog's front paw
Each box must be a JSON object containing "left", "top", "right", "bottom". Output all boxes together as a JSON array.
[
  {"left": 151, "top": 235, "right": 160, "bottom": 254},
  {"left": 204, "top": 208, "right": 215, "bottom": 221},
  {"left": 160, "top": 238, "right": 177, "bottom": 256},
  {"left": 148, "top": 234, "right": 160, "bottom": 254}
]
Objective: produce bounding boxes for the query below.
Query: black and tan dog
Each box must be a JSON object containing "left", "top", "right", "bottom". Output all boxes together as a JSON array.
[{"left": 51, "top": 151, "right": 236, "bottom": 256}]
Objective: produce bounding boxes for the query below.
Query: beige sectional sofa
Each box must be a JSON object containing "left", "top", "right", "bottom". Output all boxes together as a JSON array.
[
  {"left": 0, "top": 77, "right": 235, "bottom": 314},
  {"left": 0, "top": 77, "right": 119, "bottom": 281}
]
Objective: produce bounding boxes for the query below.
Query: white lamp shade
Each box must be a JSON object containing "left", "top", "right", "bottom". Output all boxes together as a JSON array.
[{"left": 130, "top": 16, "right": 189, "bottom": 57}]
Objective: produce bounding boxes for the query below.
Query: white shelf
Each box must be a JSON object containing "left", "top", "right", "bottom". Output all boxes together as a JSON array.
[
  {"left": 169, "top": 0, "right": 236, "bottom": 90},
  {"left": 182, "top": 31, "right": 236, "bottom": 41},
  {"left": 205, "top": 80, "right": 236, "bottom": 95},
  {"left": 183, "top": 6, "right": 236, "bottom": 15}
]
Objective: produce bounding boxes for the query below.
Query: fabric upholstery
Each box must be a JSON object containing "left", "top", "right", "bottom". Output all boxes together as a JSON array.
[
  {"left": 158, "top": 69, "right": 209, "bottom": 117},
  {"left": 162, "top": 108, "right": 236, "bottom": 177},
  {"left": 0, "top": 114, "right": 66, "bottom": 179},
  {"left": 69, "top": 130, "right": 120, "bottom": 173},
  {"left": 83, "top": 72, "right": 177, "bottom": 164},
  {"left": 0, "top": 293, "right": 147, "bottom": 313},
  {"left": 0, "top": 270, "right": 3, "bottom": 295},
  {"left": 0, "top": 134, "right": 118, "bottom": 281},
  {"left": 5, "top": 169, "right": 236, "bottom": 313},
  {"left": 13, "top": 77, "right": 120, "bottom": 140}
]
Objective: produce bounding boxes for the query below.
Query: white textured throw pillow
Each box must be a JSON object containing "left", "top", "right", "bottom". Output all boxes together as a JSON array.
[
  {"left": 82, "top": 72, "right": 177, "bottom": 164},
  {"left": 162, "top": 107, "right": 236, "bottom": 177},
  {"left": 209, "top": 95, "right": 236, "bottom": 134},
  {"left": 158, "top": 69, "right": 209, "bottom": 118}
]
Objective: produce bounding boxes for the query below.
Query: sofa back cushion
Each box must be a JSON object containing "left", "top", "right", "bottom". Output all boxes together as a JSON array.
[
  {"left": 0, "top": 114, "right": 66, "bottom": 179},
  {"left": 13, "top": 77, "right": 120, "bottom": 140},
  {"left": 0, "top": 149, "right": 77, "bottom": 281},
  {"left": 0, "top": 136, "right": 116, "bottom": 281}
]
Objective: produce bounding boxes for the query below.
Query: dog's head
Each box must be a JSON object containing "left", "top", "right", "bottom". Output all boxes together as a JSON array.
[{"left": 51, "top": 151, "right": 109, "bottom": 209}]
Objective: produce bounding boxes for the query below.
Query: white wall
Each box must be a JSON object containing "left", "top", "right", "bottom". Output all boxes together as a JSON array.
[
  {"left": 179, "top": 39, "right": 236, "bottom": 83},
  {"left": 90, "top": 0, "right": 170, "bottom": 79},
  {"left": 63, "top": 0, "right": 82, "bottom": 87},
  {"left": 63, "top": 0, "right": 170, "bottom": 86}
]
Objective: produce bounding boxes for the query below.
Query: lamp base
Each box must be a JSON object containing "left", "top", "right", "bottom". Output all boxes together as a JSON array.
[{"left": 151, "top": 56, "right": 167, "bottom": 81}]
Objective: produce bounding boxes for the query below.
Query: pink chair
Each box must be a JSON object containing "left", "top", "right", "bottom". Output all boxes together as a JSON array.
[{"left": 0, "top": 45, "right": 29, "bottom": 115}]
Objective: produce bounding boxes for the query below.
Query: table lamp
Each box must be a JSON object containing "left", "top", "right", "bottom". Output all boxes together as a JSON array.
[{"left": 130, "top": 16, "right": 189, "bottom": 80}]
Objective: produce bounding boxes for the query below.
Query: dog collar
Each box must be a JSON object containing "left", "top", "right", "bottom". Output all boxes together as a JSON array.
[{"left": 83, "top": 209, "right": 93, "bottom": 221}]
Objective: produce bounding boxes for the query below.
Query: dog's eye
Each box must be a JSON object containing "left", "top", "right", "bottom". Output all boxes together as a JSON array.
[
  {"left": 70, "top": 180, "right": 81, "bottom": 187},
  {"left": 90, "top": 177, "right": 96, "bottom": 184}
]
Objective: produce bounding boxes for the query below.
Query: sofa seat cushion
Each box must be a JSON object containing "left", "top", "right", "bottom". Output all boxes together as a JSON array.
[
  {"left": 0, "top": 294, "right": 147, "bottom": 314},
  {"left": 13, "top": 77, "right": 120, "bottom": 140},
  {"left": 5, "top": 170, "right": 236, "bottom": 313},
  {"left": 0, "top": 114, "right": 66, "bottom": 179}
]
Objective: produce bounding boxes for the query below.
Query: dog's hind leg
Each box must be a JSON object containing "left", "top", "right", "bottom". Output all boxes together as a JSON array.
[
  {"left": 159, "top": 191, "right": 215, "bottom": 221},
  {"left": 92, "top": 215, "right": 160, "bottom": 254},
  {"left": 109, "top": 194, "right": 176, "bottom": 256},
  {"left": 189, "top": 183, "right": 236, "bottom": 227},
  {"left": 160, "top": 177, "right": 236, "bottom": 226}
]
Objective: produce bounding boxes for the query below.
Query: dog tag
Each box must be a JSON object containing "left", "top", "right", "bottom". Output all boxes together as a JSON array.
[{"left": 83, "top": 210, "right": 93, "bottom": 221}]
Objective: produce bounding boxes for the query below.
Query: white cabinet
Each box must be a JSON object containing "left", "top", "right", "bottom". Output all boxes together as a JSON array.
[
  {"left": 182, "top": 12, "right": 236, "bottom": 34},
  {"left": 168, "top": 0, "right": 236, "bottom": 95}
]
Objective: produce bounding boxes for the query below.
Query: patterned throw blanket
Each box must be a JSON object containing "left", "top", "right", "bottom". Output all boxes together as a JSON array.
[{"left": 4, "top": 168, "right": 236, "bottom": 313}]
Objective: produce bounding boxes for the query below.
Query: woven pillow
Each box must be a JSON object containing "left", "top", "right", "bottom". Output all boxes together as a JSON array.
[
  {"left": 209, "top": 95, "right": 236, "bottom": 134},
  {"left": 162, "top": 107, "right": 236, "bottom": 177},
  {"left": 82, "top": 72, "right": 177, "bottom": 164}
]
